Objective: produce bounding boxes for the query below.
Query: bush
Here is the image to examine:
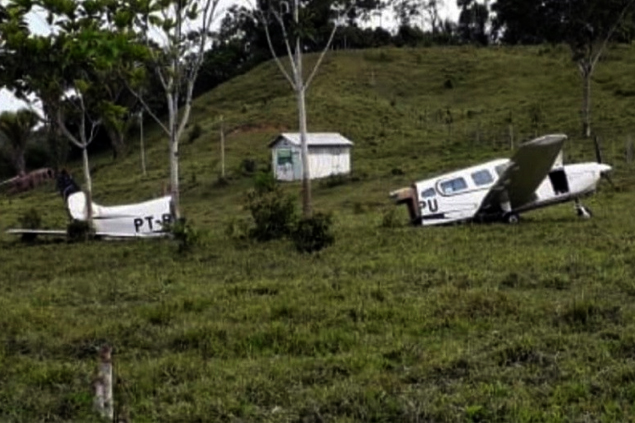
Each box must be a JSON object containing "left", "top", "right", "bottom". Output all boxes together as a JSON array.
[
  {"left": 240, "top": 158, "right": 258, "bottom": 175},
  {"left": 224, "top": 216, "right": 251, "bottom": 241},
  {"left": 187, "top": 123, "right": 203, "bottom": 144},
  {"left": 291, "top": 212, "right": 335, "bottom": 253},
  {"left": 17, "top": 208, "right": 42, "bottom": 242},
  {"left": 166, "top": 218, "right": 202, "bottom": 254},
  {"left": 253, "top": 171, "right": 276, "bottom": 194},
  {"left": 67, "top": 220, "right": 93, "bottom": 243},
  {"left": 214, "top": 175, "right": 230, "bottom": 187},
  {"left": 246, "top": 182, "right": 297, "bottom": 242},
  {"left": 25, "top": 142, "right": 51, "bottom": 170}
]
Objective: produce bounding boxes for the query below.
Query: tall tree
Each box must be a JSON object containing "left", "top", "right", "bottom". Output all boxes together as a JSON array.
[
  {"left": 255, "top": 0, "right": 352, "bottom": 218},
  {"left": 393, "top": 0, "right": 443, "bottom": 30},
  {"left": 457, "top": 0, "right": 490, "bottom": 45},
  {"left": 492, "top": 0, "right": 635, "bottom": 137},
  {"left": 563, "top": 0, "right": 635, "bottom": 137},
  {"left": 1, "top": 0, "right": 145, "bottom": 226},
  {"left": 0, "top": 109, "right": 39, "bottom": 175},
  {"left": 124, "top": 0, "right": 222, "bottom": 220}
]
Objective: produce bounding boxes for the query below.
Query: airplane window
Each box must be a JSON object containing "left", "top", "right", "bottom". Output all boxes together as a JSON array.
[
  {"left": 421, "top": 188, "right": 436, "bottom": 198},
  {"left": 495, "top": 163, "right": 509, "bottom": 177},
  {"left": 471, "top": 170, "right": 494, "bottom": 186},
  {"left": 440, "top": 177, "right": 467, "bottom": 194}
]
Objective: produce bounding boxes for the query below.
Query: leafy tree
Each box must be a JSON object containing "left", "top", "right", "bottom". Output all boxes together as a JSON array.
[
  {"left": 0, "top": 109, "right": 39, "bottom": 175},
  {"left": 491, "top": 0, "right": 554, "bottom": 43},
  {"left": 392, "top": 0, "right": 442, "bottom": 30},
  {"left": 457, "top": 0, "right": 490, "bottom": 45},
  {"left": 123, "top": 0, "right": 222, "bottom": 220},
  {"left": 493, "top": 0, "right": 635, "bottom": 137},
  {"left": 1, "top": 0, "right": 146, "bottom": 227},
  {"left": 563, "top": 0, "right": 635, "bottom": 137},
  {"left": 254, "top": 0, "right": 353, "bottom": 218}
]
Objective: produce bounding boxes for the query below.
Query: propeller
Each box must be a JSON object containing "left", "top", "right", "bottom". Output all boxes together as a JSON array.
[{"left": 593, "top": 136, "right": 616, "bottom": 190}]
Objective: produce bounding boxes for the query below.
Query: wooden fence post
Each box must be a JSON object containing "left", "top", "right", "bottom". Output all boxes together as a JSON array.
[
  {"left": 94, "top": 345, "right": 113, "bottom": 421},
  {"left": 220, "top": 115, "right": 226, "bottom": 179}
]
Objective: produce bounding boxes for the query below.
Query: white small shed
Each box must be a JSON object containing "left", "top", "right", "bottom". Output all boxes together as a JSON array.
[{"left": 269, "top": 132, "right": 354, "bottom": 181}]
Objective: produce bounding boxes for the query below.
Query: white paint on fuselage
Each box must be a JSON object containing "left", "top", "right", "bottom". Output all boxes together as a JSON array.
[{"left": 414, "top": 159, "right": 508, "bottom": 225}]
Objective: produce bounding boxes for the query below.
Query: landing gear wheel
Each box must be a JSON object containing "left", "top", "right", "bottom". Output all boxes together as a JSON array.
[
  {"left": 504, "top": 213, "right": 520, "bottom": 224},
  {"left": 576, "top": 205, "right": 593, "bottom": 219}
]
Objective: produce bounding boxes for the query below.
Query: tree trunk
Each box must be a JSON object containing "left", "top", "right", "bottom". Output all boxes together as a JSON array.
[
  {"left": 166, "top": 89, "right": 181, "bottom": 220},
  {"left": 220, "top": 115, "right": 225, "bottom": 178},
  {"left": 169, "top": 135, "right": 180, "bottom": 220},
  {"left": 581, "top": 63, "right": 592, "bottom": 138},
  {"left": 13, "top": 150, "right": 26, "bottom": 175},
  {"left": 105, "top": 124, "right": 126, "bottom": 161},
  {"left": 293, "top": 0, "right": 311, "bottom": 219},
  {"left": 297, "top": 86, "right": 311, "bottom": 218},
  {"left": 139, "top": 113, "right": 146, "bottom": 176},
  {"left": 82, "top": 146, "right": 94, "bottom": 227},
  {"left": 508, "top": 124, "right": 514, "bottom": 150}
]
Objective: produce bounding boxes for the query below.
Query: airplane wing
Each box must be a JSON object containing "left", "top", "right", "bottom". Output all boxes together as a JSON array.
[
  {"left": 478, "top": 134, "right": 567, "bottom": 214},
  {"left": 5, "top": 228, "right": 169, "bottom": 239},
  {"left": 5, "top": 229, "right": 68, "bottom": 236}
]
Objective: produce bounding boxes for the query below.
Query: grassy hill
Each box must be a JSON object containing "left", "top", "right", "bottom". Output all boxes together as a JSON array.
[{"left": 2, "top": 45, "right": 635, "bottom": 422}]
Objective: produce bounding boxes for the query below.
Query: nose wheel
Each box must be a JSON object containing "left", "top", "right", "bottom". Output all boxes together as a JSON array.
[
  {"left": 575, "top": 200, "right": 593, "bottom": 219},
  {"left": 503, "top": 212, "right": 520, "bottom": 224}
]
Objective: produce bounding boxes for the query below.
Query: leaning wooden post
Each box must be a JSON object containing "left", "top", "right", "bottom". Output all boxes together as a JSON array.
[
  {"left": 508, "top": 110, "right": 514, "bottom": 150},
  {"left": 220, "top": 115, "right": 226, "bottom": 179},
  {"left": 94, "top": 345, "right": 113, "bottom": 420},
  {"left": 139, "top": 111, "right": 146, "bottom": 176}
]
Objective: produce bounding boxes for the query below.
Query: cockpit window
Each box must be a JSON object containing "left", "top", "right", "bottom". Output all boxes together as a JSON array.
[
  {"left": 440, "top": 177, "right": 468, "bottom": 195},
  {"left": 421, "top": 188, "right": 436, "bottom": 198},
  {"left": 495, "top": 163, "right": 509, "bottom": 177},
  {"left": 471, "top": 169, "right": 494, "bottom": 186}
]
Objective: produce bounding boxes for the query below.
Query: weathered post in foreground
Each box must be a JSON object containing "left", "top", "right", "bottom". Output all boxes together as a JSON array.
[
  {"left": 94, "top": 345, "right": 114, "bottom": 420},
  {"left": 220, "top": 115, "right": 225, "bottom": 179}
]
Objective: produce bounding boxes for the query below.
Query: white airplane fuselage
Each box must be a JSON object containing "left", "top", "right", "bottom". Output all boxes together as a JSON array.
[
  {"left": 406, "top": 159, "right": 611, "bottom": 226},
  {"left": 67, "top": 192, "right": 173, "bottom": 237}
]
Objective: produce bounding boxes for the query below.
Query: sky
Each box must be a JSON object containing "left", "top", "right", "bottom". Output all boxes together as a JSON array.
[{"left": 0, "top": 0, "right": 461, "bottom": 114}]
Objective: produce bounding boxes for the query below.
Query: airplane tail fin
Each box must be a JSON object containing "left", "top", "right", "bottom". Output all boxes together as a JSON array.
[{"left": 56, "top": 169, "right": 81, "bottom": 202}]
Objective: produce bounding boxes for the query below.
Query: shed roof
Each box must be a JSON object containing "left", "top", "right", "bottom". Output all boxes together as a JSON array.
[{"left": 269, "top": 132, "right": 354, "bottom": 148}]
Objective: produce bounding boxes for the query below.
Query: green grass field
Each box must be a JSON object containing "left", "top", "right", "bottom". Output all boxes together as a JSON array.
[{"left": 2, "top": 45, "right": 635, "bottom": 422}]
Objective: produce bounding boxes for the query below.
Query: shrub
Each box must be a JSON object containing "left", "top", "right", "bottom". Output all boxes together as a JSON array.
[
  {"left": 240, "top": 158, "right": 258, "bottom": 175},
  {"left": 214, "top": 175, "right": 230, "bottom": 187},
  {"left": 166, "top": 218, "right": 202, "bottom": 254},
  {"left": 187, "top": 123, "right": 203, "bottom": 144},
  {"left": 18, "top": 208, "right": 42, "bottom": 242},
  {"left": 246, "top": 182, "right": 297, "bottom": 242},
  {"left": 291, "top": 212, "right": 335, "bottom": 253},
  {"left": 224, "top": 216, "right": 251, "bottom": 241},
  {"left": 67, "top": 220, "right": 93, "bottom": 243},
  {"left": 253, "top": 171, "right": 276, "bottom": 194}
]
